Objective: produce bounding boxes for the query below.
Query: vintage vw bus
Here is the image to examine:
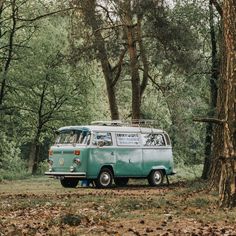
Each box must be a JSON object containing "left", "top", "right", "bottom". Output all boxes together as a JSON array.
[{"left": 45, "top": 121, "right": 175, "bottom": 188}]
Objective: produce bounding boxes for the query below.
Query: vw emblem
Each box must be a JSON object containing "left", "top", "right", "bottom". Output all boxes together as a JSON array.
[{"left": 59, "top": 158, "right": 64, "bottom": 166}]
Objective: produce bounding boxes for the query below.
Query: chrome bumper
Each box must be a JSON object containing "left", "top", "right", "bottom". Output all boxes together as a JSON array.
[{"left": 45, "top": 172, "right": 86, "bottom": 178}]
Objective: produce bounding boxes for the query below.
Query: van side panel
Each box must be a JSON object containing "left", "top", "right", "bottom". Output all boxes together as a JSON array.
[
  {"left": 114, "top": 147, "right": 143, "bottom": 177},
  {"left": 87, "top": 147, "right": 116, "bottom": 178},
  {"left": 142, "top": 147, "right": 173, "bottom": 175}
]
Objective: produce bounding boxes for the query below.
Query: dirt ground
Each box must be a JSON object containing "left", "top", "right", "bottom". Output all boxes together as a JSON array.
[{"left": 0, "top": 177, "right": 236, "bottom": 235}]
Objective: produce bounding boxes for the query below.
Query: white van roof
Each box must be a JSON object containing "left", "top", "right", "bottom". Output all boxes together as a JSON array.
[{"left": 58, "top": 125, "right": 164, "bottom": 134}]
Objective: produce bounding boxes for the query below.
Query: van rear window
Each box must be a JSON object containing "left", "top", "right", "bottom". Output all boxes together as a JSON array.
[{"left": 141, "top": 133, "right": 165, "bottom": 146}]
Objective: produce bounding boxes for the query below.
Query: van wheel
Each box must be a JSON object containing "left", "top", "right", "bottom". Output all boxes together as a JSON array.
[
  {"left": 95, "top": 168, "right": 113, "bottom": 188},
  {"left": 114, "top": 178, "right": 129, "bottom": 187},
  {"left": 60, "top": 178, "right": 79, "bottom": 188},
  {"left": 148, "top": 170, "right": 164, "bottom": 186}
]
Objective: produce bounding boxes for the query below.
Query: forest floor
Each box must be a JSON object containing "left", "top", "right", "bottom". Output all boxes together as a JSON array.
[{"left": 0, "top": 176, "right": 236, "bottom": 236}]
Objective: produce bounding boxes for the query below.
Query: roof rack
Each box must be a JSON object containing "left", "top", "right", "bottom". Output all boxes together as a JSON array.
[
  {"left": 91, "top": 119, "right": 160, "bottom": 128},
  {"left": 91, "top": 120, "right": 123, "bottom": 126},
  {"left": 131, "top": 119, "right": 160, "bottom": 128}
]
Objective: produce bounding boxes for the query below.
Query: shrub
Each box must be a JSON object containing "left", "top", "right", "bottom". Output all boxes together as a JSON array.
[{"left": 0, "top": 132, "right": 28, "bottom": 180}]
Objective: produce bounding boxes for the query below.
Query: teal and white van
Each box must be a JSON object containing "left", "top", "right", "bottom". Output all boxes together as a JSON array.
[{"left": 45, "top": 121, "right": 175, "bottom": 188}]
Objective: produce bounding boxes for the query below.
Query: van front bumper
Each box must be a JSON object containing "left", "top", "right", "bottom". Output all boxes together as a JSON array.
[{"left": 45, "top": 172, "right": 86, "bottom": 178}]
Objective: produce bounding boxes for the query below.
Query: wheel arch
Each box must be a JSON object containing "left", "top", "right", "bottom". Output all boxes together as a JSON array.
[
  {"left": 99, "top": 165, "right": 114, "bottom": 177},
  {"left": 148, "top": 166, "right": 167, "bottom": 177}
]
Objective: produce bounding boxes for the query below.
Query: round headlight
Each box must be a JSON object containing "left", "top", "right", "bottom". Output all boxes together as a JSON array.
[{"left": 73, "top": 158, "right": 81, "bottom": 165}]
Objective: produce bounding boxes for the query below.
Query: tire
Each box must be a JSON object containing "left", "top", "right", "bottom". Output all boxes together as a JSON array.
[
  {"left": 60, "top": 178, "right": 79, "bottom": 188},
  {"left": 114, "top": 178, "right": 129, "bottom": 187},
  {"left": 148, "top": 170, "right": 164, "bottom": 186},
  {"left": 95, "top": 168, "right": 113, "bottom": 188}
]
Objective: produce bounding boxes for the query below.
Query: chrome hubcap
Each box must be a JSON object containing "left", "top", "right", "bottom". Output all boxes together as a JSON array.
[
  {"left": 153, "top": 171, "right": 162, "bottom": 184},
  {"left": 100, "top": 172, "right": 111, "bottom": 186}
]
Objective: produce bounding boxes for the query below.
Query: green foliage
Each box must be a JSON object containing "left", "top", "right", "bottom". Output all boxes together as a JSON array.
[
  {"left": 0, "top": 132, "right": 28, "bottom": 180},
  {"left": 192, "top": 197, "right": 210, "bottom": 208},
  {"left": 175, "top": 164, "right": 203, "bottom": 180},
  {"left": 35, "top": 160, "right": 49, "bottom": 175},
  {"left": 139, "top": 1, "right": 211, "bottom": 166}
]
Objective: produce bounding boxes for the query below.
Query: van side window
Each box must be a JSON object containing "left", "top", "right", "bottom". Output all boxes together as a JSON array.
[
  {"left": 77, "top": 131, "right": 89, "bottom": 144},
  {"left": 164, "top": 133, "right": 171, "bottom": 145},
  {"left": 86, "top": 133, "right": 91, "bottom": 145},
  {"left": 116, "top": 133, "right": 140, "bottom": 146},
  {"left": 92, "top": 132, "right": 112, "bottom": 146},
  {"left": 141, "top": 133, "right": 165, "bottom": 146}
]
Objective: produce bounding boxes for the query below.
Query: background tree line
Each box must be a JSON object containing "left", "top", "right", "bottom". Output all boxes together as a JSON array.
[{"left": 0, "top": 0, "right": 235, "bottom": 207}]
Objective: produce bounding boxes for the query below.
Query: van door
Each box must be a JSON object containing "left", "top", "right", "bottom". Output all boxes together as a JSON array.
[
  {"left": 114, "top": 133, "right": 143, "bottom": 177},
  {"left": 88, "top": 132, "right": 115, "bottom": 177}
]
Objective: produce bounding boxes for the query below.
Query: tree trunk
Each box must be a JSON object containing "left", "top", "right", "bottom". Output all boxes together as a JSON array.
[
  {"left": 28, "top": 139, "right": 40, "bottom": 175},
  {"left": 211, "top": 0, "right": 236, "bottom": 208},
  {"left": 137, "top": 15, "right": 149, "bottom": 100},
  {"left": 80, "top": 0, "right": 119, "bottom": 120},
  {"left": 0, "top": 0, "right": 16, "bottom": 106},
  {"left": 123, "top": 1, "right": 141, "bottom": 121},
  {"left": 202, "top": 1, "right": 219, "bottom": 180},
  {"left": 126, "top": 25, "right": 141, "bottom": 121},
  {"left": 28, "top": 82, "right": 45, "bottom": 174}
]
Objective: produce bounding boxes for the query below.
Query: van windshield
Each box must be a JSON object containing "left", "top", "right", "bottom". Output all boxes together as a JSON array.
[{"left": 55, "top": 130, "right": 90, "bottom": 145}]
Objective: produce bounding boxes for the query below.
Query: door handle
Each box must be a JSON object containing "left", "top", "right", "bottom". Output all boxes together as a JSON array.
[{"left": 111, "top": 151, "right": 114, "bottom": 156}]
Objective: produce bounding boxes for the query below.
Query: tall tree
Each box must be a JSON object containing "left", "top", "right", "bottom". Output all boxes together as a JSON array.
[
  {"left": 79, "top": 0, "right": 123, "bottom": 120},
  {"left": 210, "top": 0, "right": 236, "bottom": 207},
  {"left": 119, "top": 0, "right": 149, "bottom": 121},
  {"left": 201, "top": 0, "right": 220, "bottom": 180},
  {"left": 74, "top": 0, "right": 153, "bottom": 121},
  {"left": 0, "top": 0, "right": 17, "bottom": 107},
  {"left": 218, "top": 0, "right": 236, "bottom": 207}
]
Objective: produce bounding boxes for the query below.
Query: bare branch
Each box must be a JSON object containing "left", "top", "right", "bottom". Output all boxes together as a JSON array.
[
  {"left": 96, "top": 4, "right": 116, "bottom": 24},
  {"left": 16, "top": 7, "right": 79, "bottom": 22},
  {"left": 210, "top": 0, "right": 223, "bottom": 17},
  {"left": 111, "top": 47, "right": 127, "bottom": 87},
  {"left": 193, "top": 117, "right": 226, "bottom": 125},
  {"left": 94, "top": 23, "right": 125, "bottom": 33}
]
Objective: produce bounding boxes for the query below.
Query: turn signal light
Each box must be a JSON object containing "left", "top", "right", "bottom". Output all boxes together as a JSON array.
[
  {"left": 74, "top": 150, "right": 80, "bottom": 155},
  {"left": 49, "top": 150, "right": 53, "bottom": 156}
]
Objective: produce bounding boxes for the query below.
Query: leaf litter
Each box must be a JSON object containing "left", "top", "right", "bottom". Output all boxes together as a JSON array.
[{"left": 0, "top": 179, "right": 236, "bottom": 235}]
